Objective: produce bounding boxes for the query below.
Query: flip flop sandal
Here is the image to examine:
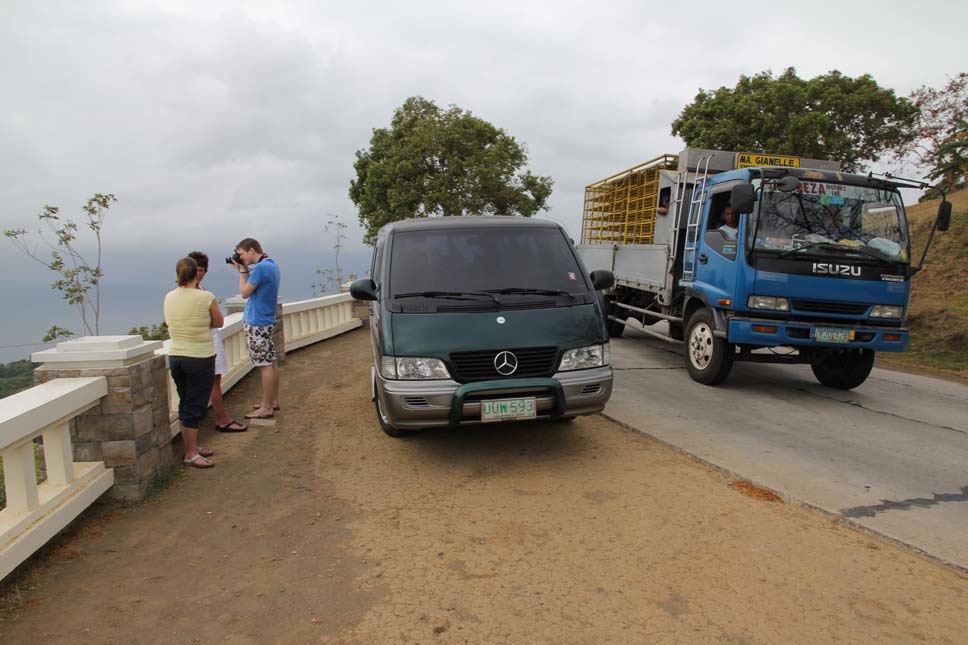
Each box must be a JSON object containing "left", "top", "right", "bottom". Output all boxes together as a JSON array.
[
  {"left": 184, "top": 454, "right": 214, "bottom": 468},
  {"left": 197, "top": 447, "right": 215, "bottom": 457},
  {"left": 216, "top": 420, "right": 249, "bottom": 432}
]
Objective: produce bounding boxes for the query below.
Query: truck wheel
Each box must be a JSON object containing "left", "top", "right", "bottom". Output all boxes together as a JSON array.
[
  {"left": 374, "top": 378, "right": 410, "bottom": 437},
  {"left": 604, "top": 299, "right": 627, "bottom": 338},
  {"left": 685, "top": 309, "right": 733, "bottom": 385},
  {"left": 810, "top": 350, "right": 875, "bottom": 390}
]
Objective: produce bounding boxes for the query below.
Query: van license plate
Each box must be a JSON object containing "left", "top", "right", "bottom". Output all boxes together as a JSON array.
[
  {"left": 814, "top": 327, "right": 851, "bottom": 343},
  {"left": 481, "top": 397, "right": 536, "bottom": 422}
]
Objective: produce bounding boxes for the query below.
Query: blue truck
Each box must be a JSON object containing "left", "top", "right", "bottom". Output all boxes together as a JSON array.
[{"left": 577, "top": 148, "right": 952, "bottom": 389}]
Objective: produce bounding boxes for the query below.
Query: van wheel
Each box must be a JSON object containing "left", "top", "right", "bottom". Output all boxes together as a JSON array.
[
  {"left": 685, "top": 308, "right": 733, "bottom": 385},
  {"left": 374, "top": 380, "right": 410, "bottom": 437},
  {"left": 811, "top": 349, "right": 875, "bottom": 390}
]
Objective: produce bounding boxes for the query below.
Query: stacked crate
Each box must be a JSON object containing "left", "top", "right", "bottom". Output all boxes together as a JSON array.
[{"left": 581, "top": 154, "right": 678, "bottom": 245}]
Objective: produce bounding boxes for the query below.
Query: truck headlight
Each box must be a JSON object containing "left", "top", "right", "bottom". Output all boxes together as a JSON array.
[
  {"left": 870, "top": 305, "right": 903, "bottom": 319},
  {"left": 560, "top": 344, "right": 609, "bottom": 371},
  {"left": 747, "top": 295, "right": 790, "bottom": 312},
  {"left": 380, "top": 356, "right": 451, "bottom": 380}
]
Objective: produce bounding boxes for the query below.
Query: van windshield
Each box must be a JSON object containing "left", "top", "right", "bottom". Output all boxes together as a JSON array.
[{"left": 389, "top": 227, "right": 587, "bottom": 299}]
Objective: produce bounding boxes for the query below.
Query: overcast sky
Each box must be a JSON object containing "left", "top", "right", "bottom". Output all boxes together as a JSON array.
[{"left": 2, "top": 0, "right": 967, "bottom": 352}]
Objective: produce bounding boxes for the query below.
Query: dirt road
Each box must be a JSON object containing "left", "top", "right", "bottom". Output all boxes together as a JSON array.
[{"left": 2, "top": 328, "right": 967, "bottom": 643}]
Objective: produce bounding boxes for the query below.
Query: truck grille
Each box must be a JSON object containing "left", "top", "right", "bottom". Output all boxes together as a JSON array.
[
  {"left": 450, "top": 347, "right": 558, "bottom": 382},
  {"left": 791, "top": 299, "right": 869, "bottom": 316}
]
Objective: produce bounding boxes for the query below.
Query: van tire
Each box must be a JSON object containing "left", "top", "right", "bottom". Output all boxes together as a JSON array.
[
  {"left": 374, "top": 380, "right": 410, "bottom": 437},
  {"left": 811, "top": 349, "right": 875, "bottom": 390},
  {"left": 685, "top": 308, "right": 733, "bottom": 385}
]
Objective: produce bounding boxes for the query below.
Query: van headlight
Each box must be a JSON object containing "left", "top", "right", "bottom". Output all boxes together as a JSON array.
[
  {"left": 559, "top": 344, "right": 609, "bottom": 371},
  {"left": 380, "top": 356, "right": 451, "bottom": 380},
  {"left": 747, "top": 295, "right": 790, "bottom": 312},
  {"left": 870, "top": 305, "right": 903, "bottom": 319}
]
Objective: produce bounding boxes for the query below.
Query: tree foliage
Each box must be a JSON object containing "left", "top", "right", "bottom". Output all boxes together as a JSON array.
[
  {"left": 671, "top": 68, "right": 917, "bottom": 172},
  {"left": 893, "top": 73, "right": 968, "bottom": 191},
  {"left": 0, "top": 360, "right": 34, "bottom": 399},
  {"left": 128, "top": 322, "right": 170, "bottom": 341},
  {"left": 350, "top": 97, "right": 553, "bottom": 244},
  {"left": 5, "top": 194, "right": 117, "bottom": 341}
]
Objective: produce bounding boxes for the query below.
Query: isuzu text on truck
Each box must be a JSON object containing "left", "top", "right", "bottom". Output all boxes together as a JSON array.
[{"left": 578, "top": 148, "right": 952, "bottom": 389}]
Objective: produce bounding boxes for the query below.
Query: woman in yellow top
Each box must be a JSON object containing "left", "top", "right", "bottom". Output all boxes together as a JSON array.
[{"left": 164, "top": 257, "right": 224, "bottom": 468}]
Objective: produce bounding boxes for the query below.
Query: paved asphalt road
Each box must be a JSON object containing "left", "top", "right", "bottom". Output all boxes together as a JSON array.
[{"left": 606, "top": 324, "right": 968, "bottom": 570}]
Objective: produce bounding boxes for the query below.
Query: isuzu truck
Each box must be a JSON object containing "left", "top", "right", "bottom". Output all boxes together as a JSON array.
[{"left": 578, "top": 148, "right": 952, "bottom": 389}]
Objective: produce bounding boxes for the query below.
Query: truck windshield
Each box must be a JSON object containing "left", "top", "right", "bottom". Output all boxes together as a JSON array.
[
  {"left": 389, "top": 227, "right": 587, "bottom": 299},
  {"left": 750, "top": 180, "right": 910, "bottom": 263}
]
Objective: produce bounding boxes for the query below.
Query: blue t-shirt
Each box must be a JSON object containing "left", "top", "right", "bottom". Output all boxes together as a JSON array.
[{"left": 244, "top": 257, "right": 280, "bottom": 326}]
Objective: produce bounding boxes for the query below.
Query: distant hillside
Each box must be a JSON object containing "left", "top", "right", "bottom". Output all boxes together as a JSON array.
[{"left": 882, "top": 188, "right": 968, "bottom": 377}]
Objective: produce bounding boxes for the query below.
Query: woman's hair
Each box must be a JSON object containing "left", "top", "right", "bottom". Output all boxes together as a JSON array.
[
  {"left": 187, "top": 250, "right": 209, "bottom": 270},
  {"left": 176, "top": 257, "right": 199, "bottom": 286}
]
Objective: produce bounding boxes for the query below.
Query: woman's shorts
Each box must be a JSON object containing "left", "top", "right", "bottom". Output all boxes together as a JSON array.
[
  {"left": 244, "top": 323, "right": 277, "bottom": 367},
  {"left": 212, "top": 328, "right": 228, "bottom": 376},
  {"left": 169, "top": 354, "right": 215, "bottom": 427}
]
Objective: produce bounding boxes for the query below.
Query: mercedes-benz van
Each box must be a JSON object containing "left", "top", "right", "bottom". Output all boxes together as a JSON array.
[{"left": 350, "top": 216, "right": 614, "bottom": 437}]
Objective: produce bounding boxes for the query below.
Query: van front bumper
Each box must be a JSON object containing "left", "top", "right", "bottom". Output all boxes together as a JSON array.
[{"left": 376, "top": 366, "right": 613, "bottom": 430}]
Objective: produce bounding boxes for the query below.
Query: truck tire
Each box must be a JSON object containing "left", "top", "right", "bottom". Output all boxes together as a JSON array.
[
  {"left": 685, "top": 309, "right": 734, "bottom": 385},
  {"left": 810, "top": 349, "right": 875, "bottom": 390},
  {"left": 374, "top": 378, "right": 410, "bottom": 437},
  {"left": 604, "top": 298, "right": 627, "bottom": 338}
]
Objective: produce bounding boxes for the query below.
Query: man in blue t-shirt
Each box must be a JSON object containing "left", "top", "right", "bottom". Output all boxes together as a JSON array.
[{"left": 232, "top": 237, "right": 281, "bottom": 419}]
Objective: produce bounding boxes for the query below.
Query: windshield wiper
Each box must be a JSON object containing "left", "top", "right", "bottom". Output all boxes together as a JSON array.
[
  {"left": 483, "top": 287, "right": 576, "bottom": 300},
  {"left": 777, "top": 242, "right": 885, "bottom": 262},
  {"left": 394, "top": 290, "right": 500, "bottom": 304}
]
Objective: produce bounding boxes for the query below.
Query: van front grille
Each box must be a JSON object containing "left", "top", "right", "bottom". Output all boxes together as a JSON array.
[{"left": 450, "top": 347, "right": 558, "bottom": 382}]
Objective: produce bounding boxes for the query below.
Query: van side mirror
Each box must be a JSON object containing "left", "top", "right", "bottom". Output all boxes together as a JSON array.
[
  {"left": 589, "top": 270, "right": 614, "bottom": 290},
  {"left": 730, "top": 184, "right": 755, "bottom": 214},
  {"left": 349, "top": 278, "right": 378, "bottom": 301},
  {"left": 937, "top": 200, "right": 952, "bottom": 232}
]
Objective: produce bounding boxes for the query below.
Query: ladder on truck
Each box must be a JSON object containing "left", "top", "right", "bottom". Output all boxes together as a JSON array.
[{"left": 680, "top": 155, "right": 712, "bottom": 282}]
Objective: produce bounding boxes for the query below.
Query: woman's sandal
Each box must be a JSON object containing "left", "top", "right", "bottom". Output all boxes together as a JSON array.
[
  {"left": 197, "top": 447, "right": 214, "bottom": 457},
  {"left": 184, "top": 454, "right": 214, "bottom": 468}
]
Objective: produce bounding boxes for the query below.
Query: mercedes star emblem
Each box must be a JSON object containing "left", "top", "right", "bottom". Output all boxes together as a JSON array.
[{"left": 493, "top": 350, "right": 518, "bottom": 376}]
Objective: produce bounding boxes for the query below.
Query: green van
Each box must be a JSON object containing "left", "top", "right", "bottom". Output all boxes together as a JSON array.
[{"left": 350, "top": 216, "right": 615, "bottom": 437}]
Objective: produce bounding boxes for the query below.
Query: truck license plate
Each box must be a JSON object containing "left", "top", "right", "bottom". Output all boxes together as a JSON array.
[
  {"left": 481, "top": 397, "right": 536, "bottom": 422},
  {"left": 814, "top": 327, "right": 852, "bottom": 343}
]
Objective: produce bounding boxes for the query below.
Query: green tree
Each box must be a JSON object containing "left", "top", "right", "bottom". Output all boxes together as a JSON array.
[
  {"left": 350, "top": 97, "right": 553, "bottom": 244},
  {"left": 0, "top": 359, "right": 34, "bottom": 399},
  {"left": 5, "top": 194, "right": 117, "bottom": 341},
  {"left": 128, "top": 322, "right": 170, "bottom": 341},
  {"left": 894, "top": 73, "right": 968, "bottom": 191},
  {"left": 671, "top": 68, "right": 917, "bottom": 172}
]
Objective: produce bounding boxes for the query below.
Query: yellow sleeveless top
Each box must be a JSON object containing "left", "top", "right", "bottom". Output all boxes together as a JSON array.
[{"left": 164, "top": 288, "right": 216, "bottom": 358}]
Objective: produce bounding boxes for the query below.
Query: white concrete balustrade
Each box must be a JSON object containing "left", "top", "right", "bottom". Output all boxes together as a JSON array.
[
  {"left": 0, "top": 377, "right": 114, "bottom": 580},
  {"left": 0, "top": 292, "right": 363, "bottom": 579}
]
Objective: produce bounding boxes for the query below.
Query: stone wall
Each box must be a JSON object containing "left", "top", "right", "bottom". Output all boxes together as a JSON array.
[{"left": 32, "top": 337, "right": 172, "bottom": 501}]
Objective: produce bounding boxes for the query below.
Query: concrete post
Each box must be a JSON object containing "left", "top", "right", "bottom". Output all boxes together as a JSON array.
[{"left": 31, "top": 336, "right": 171, "bottom": 501}]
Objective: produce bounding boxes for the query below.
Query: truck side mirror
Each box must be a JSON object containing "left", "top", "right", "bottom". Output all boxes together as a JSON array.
[
  {"left": 937, "top": 200, "right": 952, "bottom": 232},
  {"left": 730, "top": 184, "right": 755, "bottom": 214},
  {"left": 589, "top": 270, "right": 614, "bottom": 290},
  {"left": 349, "top": 278, "right": 378, "bottom": 301}
]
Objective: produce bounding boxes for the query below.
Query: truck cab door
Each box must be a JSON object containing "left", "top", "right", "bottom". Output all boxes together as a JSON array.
[{"left": 692, "top": 192, "right": 740, "bottom": 305}]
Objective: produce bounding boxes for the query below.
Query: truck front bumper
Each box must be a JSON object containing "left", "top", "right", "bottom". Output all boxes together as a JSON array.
[
  {"left": 376, "top": 366, "right": 613, "bottom": 430},
  {"left": 728, "top": 316, "right": 909, "bottom": 352}
]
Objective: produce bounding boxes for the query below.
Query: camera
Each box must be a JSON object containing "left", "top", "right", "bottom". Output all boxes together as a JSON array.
[{"left": 225, "top": 251, "right": 242, "bottom": 265}]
